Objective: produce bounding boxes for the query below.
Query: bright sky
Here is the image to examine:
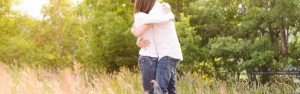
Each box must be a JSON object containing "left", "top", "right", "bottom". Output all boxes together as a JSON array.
[{"left": 12, "top": 0, "right": 82, "bottom": 20}]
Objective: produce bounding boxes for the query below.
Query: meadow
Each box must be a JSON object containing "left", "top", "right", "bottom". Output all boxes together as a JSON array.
[
  {"left": 0, "top": 63, "right": 299, "bottom": 94},
  {"left": 2, "top": 0, "right": 300, "bottom": 94},
  {"left": 2, "top": 0, "right": 300, "bottom": 93}
]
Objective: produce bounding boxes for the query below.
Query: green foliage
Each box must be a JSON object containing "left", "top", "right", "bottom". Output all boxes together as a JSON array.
[
  {"left": 1, "top": 0, "right": 300, "bottom": 82},
  {"left": 289, "top": 33, "right": 300, "bottom": 65},
  {"left": 176, "top": 13, "right": 203, "bottom": 72},
  {"left": 84, "top": 0, "right": 138, "bottom": 71}
]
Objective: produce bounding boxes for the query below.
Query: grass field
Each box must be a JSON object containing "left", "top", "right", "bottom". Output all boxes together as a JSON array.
[{"left": 0, "top": 63, "right": 299, "bottom": 94}]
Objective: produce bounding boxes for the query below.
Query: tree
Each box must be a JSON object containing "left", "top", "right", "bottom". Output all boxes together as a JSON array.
[
  {"left": 181, "top": 0, "right": 300, "bottom": 82},
  {"left": 83, "top": 0, "right": 138, "bottom": 72},
  {"left": 34, "top": 0, "right": 84, "bottom": 67}
]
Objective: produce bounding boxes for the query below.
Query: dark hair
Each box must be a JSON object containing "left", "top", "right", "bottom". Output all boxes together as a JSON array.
[
  {"left": 131, "top": 0, "right": 135, "bottom": 3},
  {"left": 134, "top": 0, "right": 156, "bottom": 14}
]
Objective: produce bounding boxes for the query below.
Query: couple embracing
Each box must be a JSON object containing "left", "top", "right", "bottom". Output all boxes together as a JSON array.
[{"left": 131, "top": 0, "right": 183, "bottom": 94}]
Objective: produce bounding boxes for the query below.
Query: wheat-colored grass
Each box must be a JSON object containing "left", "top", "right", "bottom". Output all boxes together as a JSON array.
[{"left": 0, "top": 63, "right": 299, "bottom": 94}]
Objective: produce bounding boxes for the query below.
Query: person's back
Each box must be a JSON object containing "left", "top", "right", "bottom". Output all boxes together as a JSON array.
[
  {"left": 153, "top": 20, "right": 182, "bottom": 60},
  {"left": 149, "top": 2, "right": 183, "bottom": 61},
  {"left": 148, "top": 1, "right": 183, "bottom": 94},
  {"left": 153, "top": 20, "right": 182, "bottom": 94}
]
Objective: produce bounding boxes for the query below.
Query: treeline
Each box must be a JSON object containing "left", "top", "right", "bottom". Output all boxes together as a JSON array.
[{"left": 1, "top": 0, "right": 300, "bottom": 82}]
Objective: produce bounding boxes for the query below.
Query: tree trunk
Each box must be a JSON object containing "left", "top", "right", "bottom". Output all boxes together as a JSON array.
[
  {"left": 280, "top": 26, "right": 288, "bottom": 58},
  {"left": 201, "top": 61, "right": 206, "bottom": 75},
  {"left": 268, "top": 24, "right": 275, "bottom": 44},
  {"left": 261, "top": 63, "right": 269, "bottom": 84},
  {"left": 212, "top": 58, "right": 219, "bottom": 79},
  {"left": 237, "top": 72, "right": 240, "bottom": 81}
]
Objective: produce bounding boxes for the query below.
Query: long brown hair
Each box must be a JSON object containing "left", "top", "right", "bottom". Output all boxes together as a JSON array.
[{"left": 134, "top": 0, "right": 156, "bottom": 14}]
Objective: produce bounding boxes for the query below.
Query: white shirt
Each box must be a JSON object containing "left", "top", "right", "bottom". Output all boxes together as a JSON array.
[
  {"left": 134, "top": 2, "right": 174, "bottom": 58},
  {"left": 148, "top": 1, "right": 183, "bottom": 60}
]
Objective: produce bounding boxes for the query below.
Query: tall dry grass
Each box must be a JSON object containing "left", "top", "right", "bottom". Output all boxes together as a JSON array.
[
  {"left": 0, "top": 62, "right": 299, "bottom": 94},
  {"left": 0, "top": 62, "right": 142, "bottom": 94}
]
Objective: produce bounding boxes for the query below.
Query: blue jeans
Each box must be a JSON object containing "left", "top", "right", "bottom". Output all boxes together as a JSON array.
[
  {"left": 138, "top": 55, "right": 158, "bottom": 94},
  {"left": 156, "top": 56, "right": 180, "bottom": 94}
]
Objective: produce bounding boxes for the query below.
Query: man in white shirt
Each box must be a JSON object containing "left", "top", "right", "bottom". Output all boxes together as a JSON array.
[{"left": 133, "top": 1, "right": 183, "bottom": 94}]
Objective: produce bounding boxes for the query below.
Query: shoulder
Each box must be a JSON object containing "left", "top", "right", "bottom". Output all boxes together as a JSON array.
[
  {"left": 135, "top": 12, "right": 149, "bottom": 19},
  {"left": 135, "top": 12, "right": 147, "bottom": 16},
  {"left": 134, "top": 13, "right": 149, "bottom": 25},
  {"left": 149, "top": 1, "right": 160, "bottom": 14}
]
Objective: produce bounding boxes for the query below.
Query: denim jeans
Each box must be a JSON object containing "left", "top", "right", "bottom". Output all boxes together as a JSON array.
[
  {"left": 156, "top": 56, "right": 180, "bottom": 94},
  {"left": 138, "top": 55, "right": 158, "bottom": 94}
]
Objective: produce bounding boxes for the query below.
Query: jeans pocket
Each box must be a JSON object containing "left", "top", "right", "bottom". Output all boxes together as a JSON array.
[{"left": 170, "top": 58, "right": 179, "bottom": 67}]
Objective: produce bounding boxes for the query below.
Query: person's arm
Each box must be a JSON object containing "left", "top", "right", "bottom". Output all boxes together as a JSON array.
[
  {"left": 132, "top": 13, "right": 152, "bottom": 37},
  {"left": 133, "top": 14, "right": 173, "bottom": 37},
  {"left": 132, "top": 3, "right": 174, "bottom": 37},
  {"left": 145, "top": 2, "right": 174, "bottom": 24},
  {"left": 132, "top": 17, "right": 173, "bottom": 37},
  {"left": 144, "top": 14, "right": 174, "bottom": 24},
  {"left": 132, "top": 24, "right": 152, "bottom": 37}
]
